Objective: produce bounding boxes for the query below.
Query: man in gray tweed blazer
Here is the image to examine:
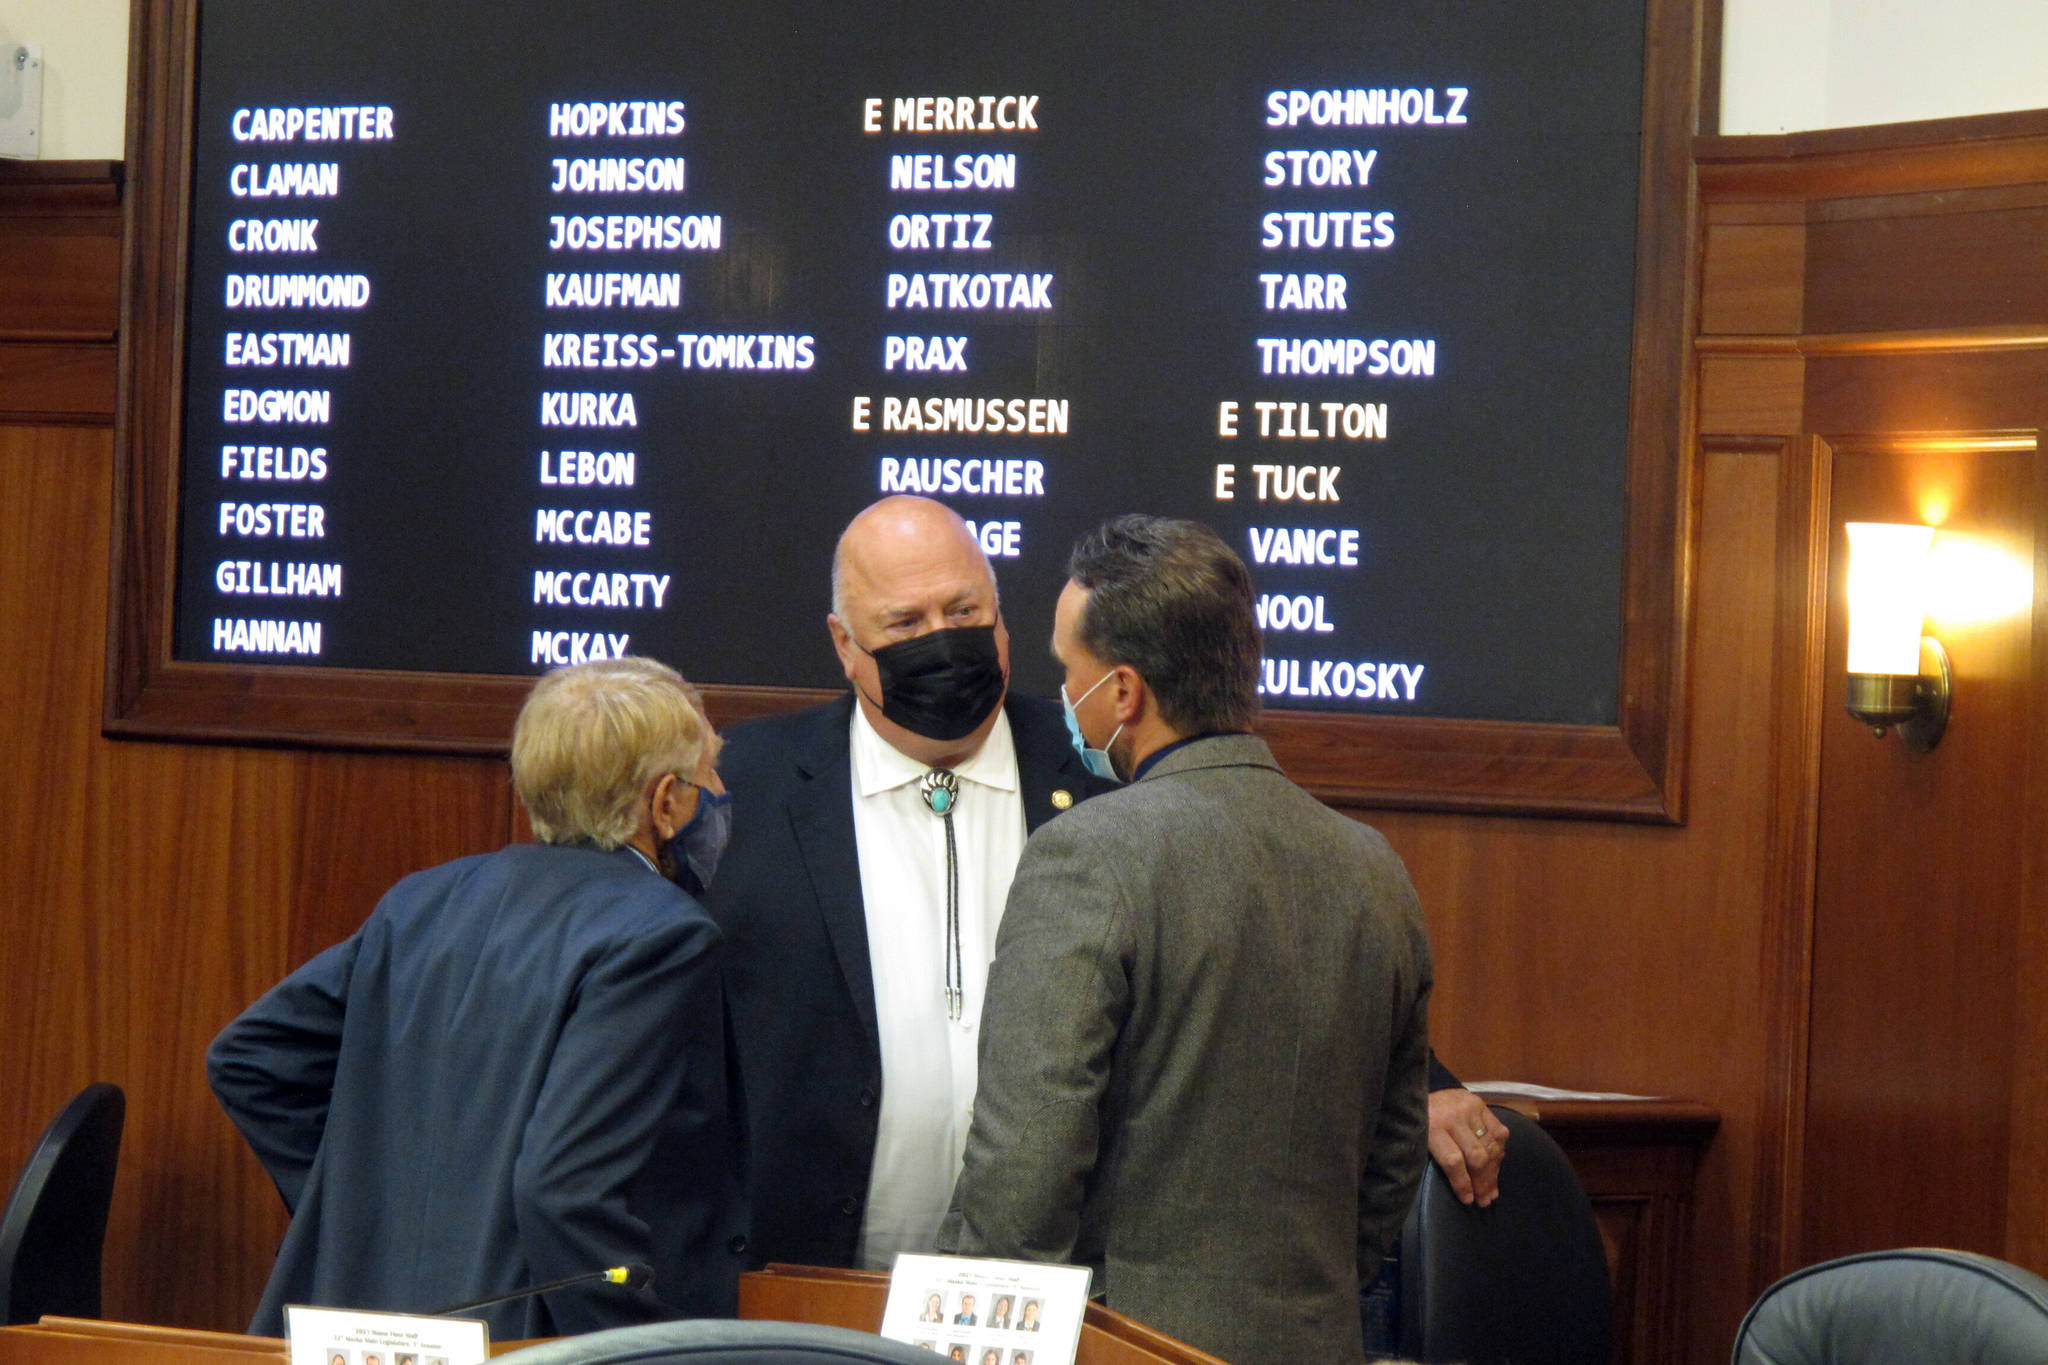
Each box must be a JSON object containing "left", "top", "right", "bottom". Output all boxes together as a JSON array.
[{"left": 941, "top": 515, "right": 1433, "bottom": 1365}]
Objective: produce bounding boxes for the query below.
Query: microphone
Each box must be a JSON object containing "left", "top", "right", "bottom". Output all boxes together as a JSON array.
[{"left": 424, "top": 1263, "right": 653, "bottom": 1317}]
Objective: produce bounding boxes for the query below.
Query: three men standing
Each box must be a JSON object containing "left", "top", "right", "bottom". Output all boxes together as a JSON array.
[{"left": 212, "top": 496, "right": 1448, "bottom": 1361}]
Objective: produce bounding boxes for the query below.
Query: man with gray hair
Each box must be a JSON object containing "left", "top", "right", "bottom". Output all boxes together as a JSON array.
[
  {"left": 209, "top": 657, "right": 746, "bottom": 1340},
  {"left": 942, "top": 516, "right": 1434, "bottom": 1365}
]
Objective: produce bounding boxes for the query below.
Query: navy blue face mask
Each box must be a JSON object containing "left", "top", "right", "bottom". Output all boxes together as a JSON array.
[{"left": 665, "top": 786, "right": 731, "bottom": 899}]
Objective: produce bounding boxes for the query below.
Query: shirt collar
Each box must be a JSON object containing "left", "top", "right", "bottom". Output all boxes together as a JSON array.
[
  {"left": 850, "top": 698, "right": 1018, "bottom": 798},
  {"left": 560, "top": 837, "right": 664, "bottom": 876},
  {"left": 1132, "top": 730, "right": 1246, "bottom": 782}
]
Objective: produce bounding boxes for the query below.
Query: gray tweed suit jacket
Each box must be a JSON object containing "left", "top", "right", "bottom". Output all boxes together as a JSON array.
[{"left": 941, "top": 733, "right": 1432, "bottom": 1365}]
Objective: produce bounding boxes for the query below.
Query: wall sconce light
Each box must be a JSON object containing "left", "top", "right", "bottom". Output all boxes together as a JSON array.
[{"left": 1843, "top": 521, "right": 1950, "bottom": 750}]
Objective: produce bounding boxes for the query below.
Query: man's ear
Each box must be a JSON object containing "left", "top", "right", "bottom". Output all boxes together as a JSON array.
[
  {"left": 1111, "top": 665, "right": 1147, "bottom": 726},
  {"left": 828, "top": 612, "right": 860, "bottom": 683},
  {"left": 648, "top": 771, "right": 683, "bottom": 842}
]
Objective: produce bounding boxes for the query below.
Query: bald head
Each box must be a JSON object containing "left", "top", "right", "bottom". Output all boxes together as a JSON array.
[
  {"left": 827, "top": 496, "right": 1009, "bottom": 766},
  {"left": 831, "top": 496, "right": 996, "bottom": 621}
]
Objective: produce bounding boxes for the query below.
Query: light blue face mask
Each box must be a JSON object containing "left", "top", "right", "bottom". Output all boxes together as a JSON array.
[{"left": 1061, "top": 669, "right": 1124, "bottom": 783}]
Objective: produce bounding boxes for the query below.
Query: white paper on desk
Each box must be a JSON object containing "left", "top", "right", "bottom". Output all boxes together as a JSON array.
[
  {"left": 284, "top": 1304, "right": 489, "bottom": 1365},
  {"left": 1467, "top": 1080, "right": 1666, "bottom": 1102},
  {"left": 881, "top": 1253, "right": 1091, "bottom": 1365}
]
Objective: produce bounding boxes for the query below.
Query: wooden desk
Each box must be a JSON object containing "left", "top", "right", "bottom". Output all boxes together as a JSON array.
[
  {"left": 0, "top": 1319, "right": 285, "bottom": 1365},
  {"left": 0, "top": 1319, "right": 541, "bottom": 1363},
  {"left": 2, "top": 1102, "right": 1708, "bottom": 1365},
  {"left": 1481, "top": 1096, "right": 1720, "bottom": 1365},
  {"left": 0, "top": 1275, "right": 1221, "bottom": 1365}
]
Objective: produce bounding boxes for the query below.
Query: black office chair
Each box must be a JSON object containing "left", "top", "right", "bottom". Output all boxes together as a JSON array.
[
  {"left": 495, "top": 1319, "right": 953, "bottom": 1364},
  {"left": 1732, "top": 1248, "right": 2048, "bottom": 1365},
  {"left": 0, "top": 1082, "right": 126, "bottom": 1325},
  {"left": 1397, "top": 1104, "right": 1611, "bottom": 1365}
]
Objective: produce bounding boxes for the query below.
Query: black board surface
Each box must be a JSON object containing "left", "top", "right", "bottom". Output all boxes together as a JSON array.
[{"left": 176, "top": 0, "right": 1643, "bottom": 724}]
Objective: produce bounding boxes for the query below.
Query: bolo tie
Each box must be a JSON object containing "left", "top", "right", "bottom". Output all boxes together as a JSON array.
[{"left": 920, "top": 768, "right": 964, "bottom": 1020}]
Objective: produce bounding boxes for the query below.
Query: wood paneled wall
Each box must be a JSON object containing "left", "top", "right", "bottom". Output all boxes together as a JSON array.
[
  {"left": 0, "top": 423, "right": 515, "bottom": 1327},
  {"left": 0, "top": 161, "right": 517, "bottom": 1327},
  {"left": 1693, "top": 112, "right": 2048, "bottom": 1298},
  {"left": 1802, "top": 438, "right": 2037, "bottom": 1262},
  {"left": 1376, "top": 429, "right": 1816, "bottom": 1363},
  {"left": 5, "top": 108, "right": 2048, "bottom": 1365}
]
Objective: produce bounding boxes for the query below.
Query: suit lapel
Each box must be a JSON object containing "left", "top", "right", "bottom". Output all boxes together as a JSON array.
[
  {"left": 779, "top": 695, "right": 1094, "bottom": 1060},
  {"left": 1008, "top": 694, "right": 1104, "bottom": 833},
  {"left": 785, "top": 699, "right": 881, "bottom": 1055}
]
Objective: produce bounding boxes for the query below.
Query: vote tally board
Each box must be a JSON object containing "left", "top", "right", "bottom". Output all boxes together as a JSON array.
[{"left": 173, "top": 0, "right": 1646, "bottom": 724}]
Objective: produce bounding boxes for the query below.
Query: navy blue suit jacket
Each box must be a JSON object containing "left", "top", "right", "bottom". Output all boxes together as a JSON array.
[
  {"left": 208, "top": 842, "right": 747, "bottom": 1338},
  {"left": 706, "top": 693, "right": 1110, "bottom": 1268}
]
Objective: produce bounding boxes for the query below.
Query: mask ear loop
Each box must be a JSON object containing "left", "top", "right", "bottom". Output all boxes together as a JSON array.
[{"left": 1101, "top": 722, "right": 1127, "bottom": 778}]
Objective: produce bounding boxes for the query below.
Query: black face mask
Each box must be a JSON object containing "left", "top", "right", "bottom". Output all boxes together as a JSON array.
[{"left": 863, "top": 623, "right": 1007, "bottom": 742}]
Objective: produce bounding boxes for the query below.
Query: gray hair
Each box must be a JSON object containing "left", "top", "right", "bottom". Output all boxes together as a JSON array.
[{"left": 511, "top": 657, "right": 713, "bottom": 847}]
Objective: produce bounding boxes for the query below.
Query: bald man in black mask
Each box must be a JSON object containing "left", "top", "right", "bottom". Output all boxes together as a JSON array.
[{"left": 706, "top": 496, "right": 1115, "bottom": 1271}]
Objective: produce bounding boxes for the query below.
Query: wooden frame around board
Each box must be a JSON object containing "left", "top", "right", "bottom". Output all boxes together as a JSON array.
[{"left": 106, "top": 0, "right": 1706, "bottom": 822}]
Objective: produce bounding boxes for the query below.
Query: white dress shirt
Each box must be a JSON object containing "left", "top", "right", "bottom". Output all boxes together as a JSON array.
[{"left": 848, "top": 702, "right": 1027, "bottom": 1269}]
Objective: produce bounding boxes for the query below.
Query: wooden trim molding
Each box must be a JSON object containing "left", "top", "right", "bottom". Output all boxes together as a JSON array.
[
  {"left": 0, "top": 159, "right": 123, "bottom": 209},
  {"left": 0, "top": 160, "right": 123, "bottom": 422},
  {"left": 106, "top": 0, "right": 1705, "bottom": 823},
  {"left": 1698, "top": 327, "right": 2048, "bottom": 359},
  {"left": 1698, "top": 108, "right": 2048, "bottom": 202},
  {"left": 1745, "top": 433, "right": 1830, "bottom": 1292},
  {"left": 0, "top": 344, "right": 118, "bottom": 424}
]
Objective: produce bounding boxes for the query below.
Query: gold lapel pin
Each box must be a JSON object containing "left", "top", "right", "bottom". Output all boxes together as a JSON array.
[{"left": 1050, "top": 790, "right": 1073, "bottom": 810}]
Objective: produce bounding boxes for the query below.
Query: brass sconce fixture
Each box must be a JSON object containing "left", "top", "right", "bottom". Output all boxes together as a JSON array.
[{"left": 1843, "top": 521, "right": 1950, "bottom": 750}]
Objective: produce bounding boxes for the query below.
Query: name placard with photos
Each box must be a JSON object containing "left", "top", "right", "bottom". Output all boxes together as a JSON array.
[
  {"left": 284, "top": 1304, "right": 489, "bottom": 1365},
  {"left": 881, "top": 1253, "right": 1091, "bottom": 1365}
]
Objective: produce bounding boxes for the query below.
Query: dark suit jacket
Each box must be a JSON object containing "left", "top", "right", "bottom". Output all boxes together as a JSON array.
[
  {"left": 208, "top": 843, "right": 746, "bottom": 1338},
  {"left": 706, "top": 692, "right": 1110, "bottom": 1268},
  {"left": 943, "top": 735, "right": 1433, "bottom": 1365}
]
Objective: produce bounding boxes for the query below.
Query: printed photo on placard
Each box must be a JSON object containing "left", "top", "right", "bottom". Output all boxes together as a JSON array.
[{"left": 880, "top": 1254, "right": 1091, "bottom": 1365}]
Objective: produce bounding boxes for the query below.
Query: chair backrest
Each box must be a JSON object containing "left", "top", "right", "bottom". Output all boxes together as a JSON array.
[
  {"left": 1732, "top": 1248, "right": 2048, "bottom": 1365},
  {"left": 496, "top": 1319, "right": 952, "bottom": 1364},
  {"left": 0, "top": 1082, "right": 126, "bottom": 1325},
  {"left": 1398, "top": 1104, "right": 1611, "bottom": 1365}
]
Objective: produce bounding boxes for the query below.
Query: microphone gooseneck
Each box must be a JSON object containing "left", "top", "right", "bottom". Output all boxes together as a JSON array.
[{"left": 423, "top": 1262, "right": 653, "bottom": 1317}]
